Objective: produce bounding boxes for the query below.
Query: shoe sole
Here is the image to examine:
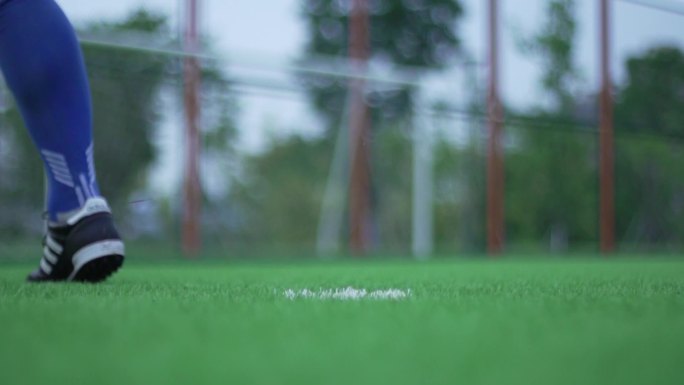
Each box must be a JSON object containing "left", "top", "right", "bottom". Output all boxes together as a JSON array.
[
  {"left": 67, "top": 240, "right": 126, "bottom": 283},
  {"left": 70, "top": 254, "right": 124, "bottom": 283}
]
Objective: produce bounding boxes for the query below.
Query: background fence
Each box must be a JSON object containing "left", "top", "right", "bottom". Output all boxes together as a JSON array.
[{"left": 1, "top": 0, "right": 683, "bottom": 258}]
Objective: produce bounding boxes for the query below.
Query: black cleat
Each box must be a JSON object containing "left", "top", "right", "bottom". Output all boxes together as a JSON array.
[{"left": 27, "top": 198, "right": 125, "bottom": 283}]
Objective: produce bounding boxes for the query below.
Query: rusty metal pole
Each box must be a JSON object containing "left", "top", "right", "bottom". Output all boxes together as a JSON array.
[
  {"left": 599, "top": 0, "right": 615, "bottom": 253},
  {"left": 348, "top": 0, "right": 371, "bottom": 256},
  {"left": 182, "top": 0, "right": 202, "bottom": 256},
  {"left": 487, "top": 0, "right": 504, "bottom": 255}
]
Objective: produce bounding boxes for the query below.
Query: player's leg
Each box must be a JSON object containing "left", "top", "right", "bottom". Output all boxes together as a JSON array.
[{"left": 0, "top": 0, "right": 124, "bottom": 282}]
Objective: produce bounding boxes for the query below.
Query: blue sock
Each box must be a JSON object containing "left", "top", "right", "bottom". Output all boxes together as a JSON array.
[{"left": 0, "top": 0, "right": 101, "bottom": 223}]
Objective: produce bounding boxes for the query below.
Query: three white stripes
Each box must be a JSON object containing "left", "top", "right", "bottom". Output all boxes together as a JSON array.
[
  {"left": 40, "top": 235, "right": 63, "bottom": 275},
  {"left": 41, "top": 145, "right": 97, "bottom": 206},
  {"left": 43, "top": 246, "right": 58, "bottom": 264},
  {"left": 42, "top": 150, "right": 75, "bottom": 188},
  {"left": 46, "top": 235, "right": 63, "bottom": 254}
]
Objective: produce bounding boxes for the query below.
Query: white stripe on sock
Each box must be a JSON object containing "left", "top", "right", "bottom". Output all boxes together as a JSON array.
[
  {"left": 75, "top": 187, "right": 85, "bottom": 206},
  {"left": 50, "top": 166, "right": 71, "bottom": 177},
  {"left": 41, "top": 150, "right": 75, "bottom": 188},
  {"left": 48, "top": 161, "right": 70, "bottom": 171},
  {"left": 80, "top": 174, "right": 93, "bottom": 198},
  {"left": 53, "top": 175, "right": 75, "bottom": 188},
  {"left": 41, "top": 151, "right": 66, "bottom": 161},
  {"left": 86, "top": 144, "right": 96, "bottom": 183},
  {"left": 51, "top": 170, "right": 72, "bottom": 180}
]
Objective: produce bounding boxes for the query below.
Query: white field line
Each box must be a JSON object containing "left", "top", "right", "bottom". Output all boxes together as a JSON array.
[{"left": 283, "top": 287, "right": 412, "bottom": 301}]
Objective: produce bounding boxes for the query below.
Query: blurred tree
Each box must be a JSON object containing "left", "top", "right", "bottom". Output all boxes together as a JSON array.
[
  {"left": 520, "top": 0, "right": 577, "bottom": 113},
  {"left": 0, "top": 106, "right": 44, "bottom": 235},
  {"left": 614, "top": 47, "right": 684, "bottom": 247},
  {"left": 228, "top": 134, "right": 332, "bottom": 251},
  {"left": 293, "top": 0, "right": 463, "bottom": 252},
  {"left": 221, "top": 0, "right": 464, "bottom": 253},
  {"left": 194, "top": 54, "right": 240, "bottom": 245},
  {"left": 228, "top": 125, "right": 419, "bottom": 254},
  {"left": 617, "top": 47, "right": 684, "bottom": 138},
  {"left": 432, "top": 128, "right": 484, "bottom": 253},
  {"left": 371, "top": 122, "right": 413, "bottom": 251},
  {"left": 82, "top": 10, "right": 172, "bottom": 215},
  {"left": 506, "top": 0, "right": 597, "bottom": 251},
  {"left": 300, "top": 0, "right": 463, "bottom": 128}
]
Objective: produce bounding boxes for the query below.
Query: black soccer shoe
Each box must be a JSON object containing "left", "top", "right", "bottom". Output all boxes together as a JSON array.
[{"left": 27, "top": 198, "right": 125, "bottom": 283}]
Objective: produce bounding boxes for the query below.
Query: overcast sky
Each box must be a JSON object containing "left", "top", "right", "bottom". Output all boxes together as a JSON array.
[{"left": 53, "top": 0, "right": 684, "bottom": 195}]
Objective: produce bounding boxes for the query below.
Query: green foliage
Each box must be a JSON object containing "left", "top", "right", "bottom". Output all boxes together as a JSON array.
[
  {"left": 0, "top": 108, "right": 45, "bottom": 235},
  {"left": 614, "top": 136, "right": 684, "bottom": 246},
  {"left": 300, "top": 0, "right": 463, "bottom": 127},
  {"left": 433, "top": 134, "right": 486, "bottom": 252},
  {"left": 228, "top": 135, "right": 332, "bottom": 249},
  {"left": 224, "top": 0, "right": 464, "bottom": 252},
  {"left": 303, "top": 0, "right": 461, "bottom": 65},
  {"left": 507, "top": 3, "right": 684, "bottom": 251},
  {"left": 81, "top": 10, "right": 172, "bottom": 214},
  {"left": 617, "top": 47, "right": 684, "bottom": 137},
  {"left": 372, "top": 125, "right": 413, "bottom": 251},
  {"left": 521, "top": 0, "right": 578, "bottom": 111},
  {"left": 614, "top": 47, "right": 684, "bottom": 246},
  {"left": 507, "top": 0, "right": 596, "bottom": 250},
  {"left": 506, "top": 123, "right": 597, "bottom": 248}
]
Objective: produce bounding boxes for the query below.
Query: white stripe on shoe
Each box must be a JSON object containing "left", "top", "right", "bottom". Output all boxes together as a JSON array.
[
  {"left": 40, "top": 258, "right": 53, "bottom": 275},
  {"left": 67, "top": 240, "right": 125, "bottom": 281},
  {"left": 45, "top": 235, "right": 63, "bottom": 254},
  {"left": 43, "top": 246, "right": 59, "bottom": 264}
]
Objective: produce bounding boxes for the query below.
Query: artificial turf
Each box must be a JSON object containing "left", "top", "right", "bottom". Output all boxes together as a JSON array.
[{"left": 0, "top": 258, "right": 683, "bottom": 385}]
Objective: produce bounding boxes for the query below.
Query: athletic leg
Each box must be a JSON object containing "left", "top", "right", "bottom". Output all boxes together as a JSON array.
[{"left": 0, "top": 0, "right": 125, "bottom": 282}]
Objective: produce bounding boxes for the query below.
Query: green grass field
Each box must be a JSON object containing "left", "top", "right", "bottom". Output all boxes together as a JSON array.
[{"left": 1, "top": 258, "right": 683, "bottom": 385}]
